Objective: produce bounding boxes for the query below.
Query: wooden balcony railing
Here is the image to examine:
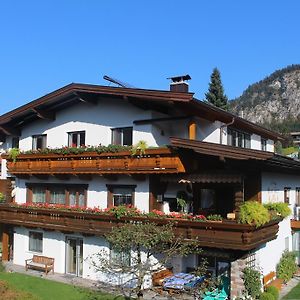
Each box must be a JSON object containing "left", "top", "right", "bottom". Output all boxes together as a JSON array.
[
  {"left": 0, "top": 204, "right": 280, "bottom": 251},
  {"left": 4, "top": 148, "right": 185, "bottom": 175}
]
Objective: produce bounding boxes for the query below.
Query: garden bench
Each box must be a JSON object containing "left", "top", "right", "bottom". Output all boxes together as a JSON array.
[
  {"left": 152, "top": 269, "right": 173, "bottom": 286},
  {"left": 263, "top": 271, "right": 283, "bottom": 290},
  {"left": 25, "top": 255, "right": 54, "bottom": 275}
]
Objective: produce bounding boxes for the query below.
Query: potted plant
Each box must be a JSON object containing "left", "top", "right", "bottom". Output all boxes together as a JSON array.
[
  {"left": 239, "top": 201, "right": 270, "bottom": 227},
  {"left": 176, "top": 190, "right": 188, "bottom": 213},
  {"left": 0, "top": 192, "right": 5, "bottom": 203},
  {"left": 207, "top": 214, "right": 223, "bottom": 222}
]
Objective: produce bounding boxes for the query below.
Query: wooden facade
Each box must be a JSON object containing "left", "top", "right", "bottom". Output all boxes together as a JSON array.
[
  {"left": 4, "top": 148, "right": 185, "bottom": 176},
  {"left": 0, "top": 204, "right": 280, "bottom": 251}
]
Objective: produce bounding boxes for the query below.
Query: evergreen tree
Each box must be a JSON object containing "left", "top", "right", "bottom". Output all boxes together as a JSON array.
[{"left": 205, "top": 68, "right": 228, "bottom": 110}]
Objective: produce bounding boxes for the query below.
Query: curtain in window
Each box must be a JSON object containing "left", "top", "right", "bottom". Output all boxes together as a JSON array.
[
  {"left": 32, "top": 187, "right": 46, "bottom": 203},
  {"left": 50, "top": 188, "right": 65, "bottom": 204},
  {"left": 29, "top": 231, "right": 43, "bottom": 252},
  {"left": 113, "top": 187, "right": 133, "bottom": 206},
  {"left": 69, "top": 190, "right": 85, "bottom": 207}
]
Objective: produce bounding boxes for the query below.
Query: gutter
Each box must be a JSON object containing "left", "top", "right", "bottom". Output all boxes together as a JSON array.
[{"left": 220, "top": 118, "right": 235, "bottom": 145}]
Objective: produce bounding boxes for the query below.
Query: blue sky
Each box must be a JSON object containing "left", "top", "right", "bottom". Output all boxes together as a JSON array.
[{"left": 0, "top": 1, "right": 299, "bottom": 114}]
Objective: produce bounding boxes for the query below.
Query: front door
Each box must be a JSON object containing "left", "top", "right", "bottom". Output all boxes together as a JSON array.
[{"left": 66, "top": 238, "right": 83, "bottom": 276}]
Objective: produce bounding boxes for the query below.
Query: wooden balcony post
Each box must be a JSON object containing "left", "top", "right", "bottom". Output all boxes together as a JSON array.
[
  {"left": 2, "top": 224, "right": 10, "bottom": 261},
  {"left": 188, "top": 121, "right": 197, "bottom": 140},
  {"left": 234, "top": 186, "right": 244, "bottom": 219}
]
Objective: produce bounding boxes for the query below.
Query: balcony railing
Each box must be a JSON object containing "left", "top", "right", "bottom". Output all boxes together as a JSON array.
[
  {"left": 4, "top": 148, "right": 185, "bottom": 175},
  {"left": 0, "top": 204, "right": 280, "bottom": 251}
]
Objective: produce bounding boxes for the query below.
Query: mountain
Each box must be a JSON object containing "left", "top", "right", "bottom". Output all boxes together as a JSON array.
[{"left": 230, "top": 65, "right": 300, "bottom": 134}]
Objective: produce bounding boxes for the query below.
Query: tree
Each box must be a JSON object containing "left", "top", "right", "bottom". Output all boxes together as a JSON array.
[
  {"left": 205, "top": 68, "right": 228, "bottom": 110},
  {"left": 90, "top": 222, "right": 205, "bottom": 299}
]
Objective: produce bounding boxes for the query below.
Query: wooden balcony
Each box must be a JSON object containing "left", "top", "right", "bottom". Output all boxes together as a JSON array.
[
  {"left": 291, "top": 219, "right": 300, "bottom": 230},
  {"left": 0, "top": 204, "right": 280, "bottom": 251},
  {"left": 4, "top": 148, "right": 185, "bottom": 175}
]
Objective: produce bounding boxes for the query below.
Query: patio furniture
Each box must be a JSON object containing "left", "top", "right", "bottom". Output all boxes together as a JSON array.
[
  {"left": 163, "top": 272, "right": 204, "bottom": 291},
  {"left": 25, "top": 255, "right": 54, "bottom": 275}
]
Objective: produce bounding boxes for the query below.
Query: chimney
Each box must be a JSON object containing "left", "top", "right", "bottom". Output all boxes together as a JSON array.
[{"left": 168, "top": 74, "right": 191, "bottom": 92}]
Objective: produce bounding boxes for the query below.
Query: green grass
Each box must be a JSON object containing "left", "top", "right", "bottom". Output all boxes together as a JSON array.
[
  {"left": 282, "top": 282, "right": 300, "bottom": 299},
  {"left": 0, "top": 272, "right": 126, "bottom": 300}
]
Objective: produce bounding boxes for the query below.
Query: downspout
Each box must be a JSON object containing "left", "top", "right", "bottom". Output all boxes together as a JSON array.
[{"left": 220, "top": 117, "right": 235, "bottom": 144}]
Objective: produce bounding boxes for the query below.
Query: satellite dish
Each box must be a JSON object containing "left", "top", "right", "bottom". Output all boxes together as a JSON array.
[{"left": 103, "top": 75, "right": 135, "bottom": 88}]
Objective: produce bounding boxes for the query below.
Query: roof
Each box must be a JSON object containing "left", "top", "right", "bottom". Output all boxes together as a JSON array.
[
  {"left": 170, "top": 137, "right": 300, "bottom": 173},
  {"left": 170, "top": 137, "right": 274, "bottom": 160},
  {"left": 0, "top": 82, "right": 283, "bottom": 141}
]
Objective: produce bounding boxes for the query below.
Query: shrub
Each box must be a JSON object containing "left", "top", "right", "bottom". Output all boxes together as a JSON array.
[
  {"left": 242, "top": 267, "right": 262, "bottom": 299},
  {"left": 0, "top": 192, "right": 5, "bottom": 202},
  {"left": 265, "top": 286, "right": 279, "bottom": 300},
  {"left": 207, "top": 214, "right": 223, "bottom": 221},
  {"left": 264, "top": 202, "right": 291, "bottom": 218},
  {"left": 239, "top": 201, "right": 270, "bottom": 227},
  {"left": 260, "top": 292, "right": 275, "bottom": 300},
  {"left": 8, "top": 148, "right": 20, "bottom": 162},
  {"left": 276, "top": 250, "right": 297, "bottom": 282}
]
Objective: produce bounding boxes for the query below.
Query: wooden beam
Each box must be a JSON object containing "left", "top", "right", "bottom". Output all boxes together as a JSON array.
[
  {"left": 133, "top": 115, "right": 190, "bottom": 125},
  {"left": 74, "top": 92, "right": 97, "bottom": 105},
  {"left": 188, "top": 121, "right": 197, "bottom": 140},
  {"left": 2, "top": 225, "right": 10, "bottom": 261},
  {"left": 32, "top": 108, "right": 55, "bottom": 121},
  {"left": 0, "top": 125, "right": 20, "bottom": 136}
]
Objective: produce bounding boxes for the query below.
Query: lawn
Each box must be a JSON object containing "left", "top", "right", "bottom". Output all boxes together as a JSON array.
[
  {"left": 282, "top": 282, "right": 300, "bottom": 299},
  {"left": 0, "top": 272, "right": 126, "bottom": 300}
]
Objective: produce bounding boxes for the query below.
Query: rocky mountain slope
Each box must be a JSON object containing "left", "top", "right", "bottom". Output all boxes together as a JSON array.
[{"left": 230, "top": 65, "right": 300, "bottom": 133}]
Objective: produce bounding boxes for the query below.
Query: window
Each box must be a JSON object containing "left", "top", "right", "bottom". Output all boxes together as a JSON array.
[
  {"left": 113, "top": 187, "right": 134, "bottom": 206},
  {"left": 110, "top": 246, "right": 131, "bottom": 266},
  {"left": 261, "top": 138, "right": 267, "bottom": 151},
  {"left": 284, "top": 187, "right": 291, "bottom": 204},
  {"left": 111, "top": 127, "right": 133, "bottom": 146},
  {"left": 32, "top": 134, "right": 47, "bottom": 150},
  {"left": 227, "top": 128, "right": 251, "bottom": 149},
  {"left": 27, "top": 184, "right": 87, "bottom": 207},
  {"left": 29, "top": 231, "right": 43, "bottom": 253},
  {"left": 107, "top": 185, "right": 135, "bottom": 207},
  {"left": 68, "top": 131, "right": 85, "bottom": 148},
  {"left": 32, "top": 186, "right": 46, "bottom": 203},
  {"left": 245, "top": 252, "right": 256, "bottom": 269},
  {"left": 296, "top": 188, "right": 300, "bottom": 206},
  {"left": 12, "top": 137, "right": 19, "bottom": 148}
]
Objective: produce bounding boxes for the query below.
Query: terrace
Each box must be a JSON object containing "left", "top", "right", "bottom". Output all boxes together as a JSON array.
[{"left": 0, "top": 203, "right": 280, "bottom": 253}]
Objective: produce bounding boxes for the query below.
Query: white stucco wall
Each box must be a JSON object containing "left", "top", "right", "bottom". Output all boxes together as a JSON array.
[
  {"left": 15, "top": 175, "right": 150, "bottom": 212},
  {"left": 256, "top": 172, "right": 299, "bottom": 275}
]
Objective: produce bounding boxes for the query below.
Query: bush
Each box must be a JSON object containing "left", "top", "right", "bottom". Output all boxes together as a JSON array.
[
  {"left": 276, "top": 251, "right": 297, "bottom": 282},
  {"left": 265, "top": 286, "right": 279, "bottom": 300},
  {"left": 264, "top": 202, "right": 291, "bottom": 218},
  {"left": 260, "top": 292, "right": 275, "bottom": 300},
  {"left": 239, "top": 201, "right": 270, "bottom": 227},
  {"left": 242, "top": 267, "right": 262, "bottom": 299}
]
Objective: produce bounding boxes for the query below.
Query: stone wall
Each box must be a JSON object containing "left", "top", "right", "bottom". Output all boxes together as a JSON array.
[{"left": 230, "top": 257, "right": 246, "bottom": 298}]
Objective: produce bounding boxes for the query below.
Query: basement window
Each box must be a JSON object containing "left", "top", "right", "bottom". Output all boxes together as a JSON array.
[
  {"left": 68, "top": 131, "right": 85, "bottom": 148},
  {"left": 29, "top": 231, "right": 43, "bottom": 253},
  {"left": 110, "top": 245, "right": 131, "bottom": 267},
  {"left": 111, "top": 127, "right": 133, "bottom": 146}
]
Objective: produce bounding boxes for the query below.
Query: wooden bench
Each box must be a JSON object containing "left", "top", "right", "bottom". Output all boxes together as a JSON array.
[
  {"left": 263, "top": 271, "right": 283, "bottom": 290},
  {"left": 25, "top": 255, "right": 54, "bottom": 275},
  {"left": 152, "top": 269, "right": 173, "bottom": 286}
]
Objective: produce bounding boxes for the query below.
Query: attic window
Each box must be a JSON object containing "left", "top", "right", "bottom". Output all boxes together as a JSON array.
[
  {"left": 32, "top": 134, "right": 47, "bottom": 150},
  {"left": 227, "top": 128, "right": 250, "bottom": 149},
  {"left": 111, "top": 127, "right": 133, "bottom": 146},
  {"left": 68, "top": 131, "right": 85, "bottom": 148}
]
